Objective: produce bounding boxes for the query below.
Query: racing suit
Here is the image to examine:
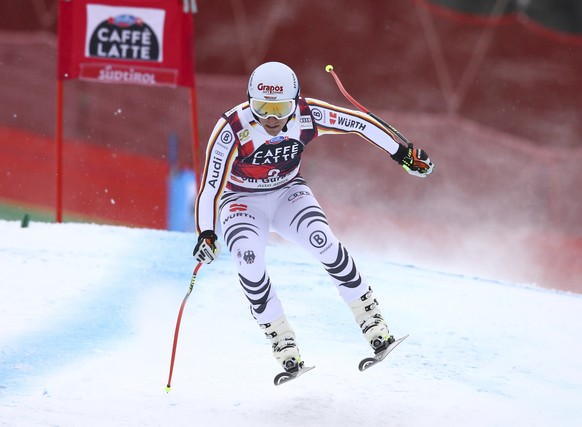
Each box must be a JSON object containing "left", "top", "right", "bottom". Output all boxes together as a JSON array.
[{"left": 195, "top": 97, "right": 402, "bottom": 323}]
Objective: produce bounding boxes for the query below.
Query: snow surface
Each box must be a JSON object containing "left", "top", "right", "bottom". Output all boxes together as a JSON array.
[{"left": 1, "top": 219, "right": 581, "bottom": 427}]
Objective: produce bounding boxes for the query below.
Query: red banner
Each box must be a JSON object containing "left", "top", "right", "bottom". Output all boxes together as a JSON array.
[{"left": 58, "top": 0, "right": 194, "bottom": 88}]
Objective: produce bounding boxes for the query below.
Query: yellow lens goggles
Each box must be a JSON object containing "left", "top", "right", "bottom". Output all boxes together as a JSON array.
[{"left": 250, "top": 98, "right": 296, "bottom": 119}]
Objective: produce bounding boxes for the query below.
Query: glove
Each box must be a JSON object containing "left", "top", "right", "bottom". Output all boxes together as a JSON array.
[
  {"left": 391, "top": 144, "right": 434, "bottom": 177},
  {"left": 193, "top": 230, "right": 221, "bottom": 264}
]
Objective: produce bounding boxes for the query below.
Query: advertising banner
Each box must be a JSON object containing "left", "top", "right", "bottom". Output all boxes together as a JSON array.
[{"left": 58, "top": 0, "right": 194, "bottom": 87}]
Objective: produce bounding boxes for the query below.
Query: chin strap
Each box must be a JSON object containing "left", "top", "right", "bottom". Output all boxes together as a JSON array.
[{"left": 282, "top": 116, "right": 292, "bottom": 132}]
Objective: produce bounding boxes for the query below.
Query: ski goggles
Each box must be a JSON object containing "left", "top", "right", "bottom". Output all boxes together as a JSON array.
[{"left": 249, "top": 98, "right": 296, "bottom": 120}]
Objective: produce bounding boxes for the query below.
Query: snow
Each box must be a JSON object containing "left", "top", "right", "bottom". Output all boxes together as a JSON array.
[{"left": 1, "top": 219, "right": 581, "bottom": 427}]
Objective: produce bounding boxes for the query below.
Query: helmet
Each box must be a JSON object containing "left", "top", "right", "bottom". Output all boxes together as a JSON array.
[
  {"left": 247, "top": 62, "right": 299, "bottom": 120},
  {"left": 248, "top": 62, "right": 299, "bottom": 101}
]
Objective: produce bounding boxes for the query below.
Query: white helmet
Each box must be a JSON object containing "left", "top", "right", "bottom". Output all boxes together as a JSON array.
[
  {"left": 247, "top": 62, "right": 299, "bottom": 120},
  {"left": 248, "top": 62, "right": 299, "bottom": 101}
]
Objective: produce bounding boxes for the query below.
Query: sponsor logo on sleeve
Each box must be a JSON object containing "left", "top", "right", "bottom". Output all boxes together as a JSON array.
[
  {"left": 299, "top": 116, "right": 313, "bottom": 130},
  {"left": 329, "top": 112, "right": 337, "bottom": 125},
  {"left": 338, "top": 116, "right": 366, "bottom": 131},
  {"left": 221, "top": 131, "right": 234, "bottom": 144},
  {"left": 311, "top": 108, "right": 323, "bottom": 122},
  {"left": 208, "top": 153, "right": 224, "bottom": 189}
]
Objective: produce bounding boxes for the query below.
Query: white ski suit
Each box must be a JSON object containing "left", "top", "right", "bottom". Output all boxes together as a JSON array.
[{"left": 195, "top": 97, "right": 402, "bottom": 324}]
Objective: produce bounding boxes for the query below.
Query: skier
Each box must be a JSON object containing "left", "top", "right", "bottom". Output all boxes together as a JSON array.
[{"left": 193, "top": 62, "right": 434, "bottom": 374}]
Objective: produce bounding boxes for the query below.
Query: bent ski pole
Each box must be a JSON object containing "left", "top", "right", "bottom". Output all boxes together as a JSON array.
[
  {"left": 325, "top": 64, "right": 411, "bottom": 148},
  {"left": 165, "top": 262, "right": 203, "bottom": 392}
]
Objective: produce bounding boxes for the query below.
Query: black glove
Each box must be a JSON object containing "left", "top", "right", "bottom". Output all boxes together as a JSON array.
[
  {"left": 193, "top": 230, "right": 221, "bottom": 264},
  {"left": 391, "top": 144, "right": 435, "bottom": 177}
]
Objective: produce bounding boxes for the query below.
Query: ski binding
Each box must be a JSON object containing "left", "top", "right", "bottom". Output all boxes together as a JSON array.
[
  {"left": 358, "top": 334, "right": 409, "bottom": 372},
  {"left": 274, "top": 365, "right": 315, "bottom": 386}
]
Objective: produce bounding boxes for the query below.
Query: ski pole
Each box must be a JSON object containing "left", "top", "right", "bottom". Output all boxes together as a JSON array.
[
  {"left": 165, "top": 262, "right": 203, "bottom": 393},
  {"left": 325, "top": 64, "right": 411, "bottom": 148}
]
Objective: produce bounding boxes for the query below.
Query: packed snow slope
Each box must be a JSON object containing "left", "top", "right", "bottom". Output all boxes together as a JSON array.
[{"left": 1, "top": 220, "right": 581, "bottom": 427}]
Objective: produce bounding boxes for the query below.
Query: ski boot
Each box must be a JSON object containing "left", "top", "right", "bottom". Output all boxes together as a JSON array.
[
  {"left": 349, "top": 287, "right": 395, "bottom": 354},
  {"left": 261, "top": 314, "right": 303, "bottom": 372}
]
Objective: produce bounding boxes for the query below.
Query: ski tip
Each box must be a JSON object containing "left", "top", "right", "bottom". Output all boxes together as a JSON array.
[
  {"left": 358, "top": 334, "right": 410, "bottom": 372},
  {"left": 358, "top": 358, "right": 375, "bottom": 372},
  {"left": 274, "top": 374, "right": 288, "bottom": 386},
  {"left": 273, "top": 365, "right": 316, "bottom": 386}
]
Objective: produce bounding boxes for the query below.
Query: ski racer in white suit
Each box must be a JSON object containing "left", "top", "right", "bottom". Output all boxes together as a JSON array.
[{"left": 193, "top": 62, "right": 434, "bottom": 373}]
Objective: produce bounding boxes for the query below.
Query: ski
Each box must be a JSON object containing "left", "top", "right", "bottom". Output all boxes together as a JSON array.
[
  {"left": 274, "top": 365, "right": 315, "bottom": 386},
  {"left": 358, "top": 334, "right": 409, "bottom": 372}
]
